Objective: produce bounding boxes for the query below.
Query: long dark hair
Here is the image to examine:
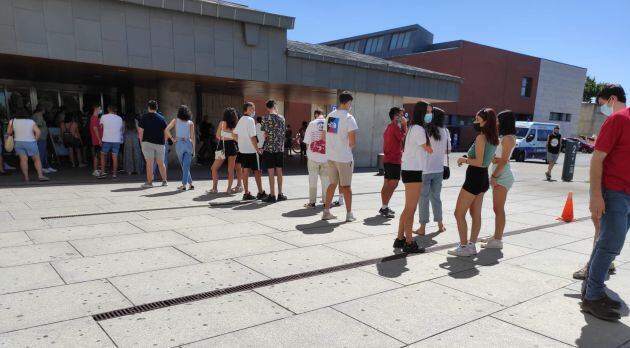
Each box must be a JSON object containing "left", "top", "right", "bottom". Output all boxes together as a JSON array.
[
  {"left": 425, "top": 107, "right": 445, "bottom": 141},
  {"left": 476, "top": 108, "right": 499, "bottom": 146},
  {"left": 223, "top": 107, "right": 238, "bottom": 129},
  {"left": 124, "top": 114, "right": 137, "bottom": 131},
  {"left": 411, "top": 101, "right": 430, "bottom": 127},
  {"left": 177, "top": 105, "right": 192, "bottom": 121},
  {"left": 497, "top": 110, "right": 516, "bottom": 136}
]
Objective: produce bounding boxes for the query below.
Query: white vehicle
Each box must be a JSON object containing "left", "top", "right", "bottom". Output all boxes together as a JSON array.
[{"left": 512, "top": 122, "right": 560, "bottom": 162}]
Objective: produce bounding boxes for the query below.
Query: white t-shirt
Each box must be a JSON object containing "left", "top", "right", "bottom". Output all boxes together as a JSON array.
[
  {"left": 234, "top": 115, "right": 257, "bottom": 154},
  {"left": 12, "top": 119, "right": 37, "bottom": 141},
  {"left": 303, "top": 117, "right": 327, "bottom": 163},
  {"left": 100, "top": 113, "right": 123, "bottom": 143},
  {"left": 325, "top": 109, "right": 358, "bottom": 163},
  {"left": 424, "top": 127, "right": 452, "bottom": 174},
  {"left": 401, "top": 125, "right": 428, "bottom": 171},
  {"left": 255, "top": 122, "right": 264, "bottom": 148}
]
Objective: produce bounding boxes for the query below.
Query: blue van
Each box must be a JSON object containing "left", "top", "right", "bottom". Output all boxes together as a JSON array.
[{"left": 512, "top": 122, "right": 560, "bottom": 162}]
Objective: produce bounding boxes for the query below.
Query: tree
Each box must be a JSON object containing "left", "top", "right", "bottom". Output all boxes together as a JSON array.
[{"left": 583, "top": 76, "right": 611, "bottom": 102}]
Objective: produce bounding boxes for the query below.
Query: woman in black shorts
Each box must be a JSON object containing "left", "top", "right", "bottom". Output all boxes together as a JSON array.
[
  {"left": 448, "top": 108, "right": 499, "bottom": 257},
  {"left": 61, "top": 111, "right": 85, "bottom": 168},
  {"left": 393, "top": 101, "right": 434, "bottom": 253},
  {"left": 210, "top": 107, "right": 240, "bottom": 193}
]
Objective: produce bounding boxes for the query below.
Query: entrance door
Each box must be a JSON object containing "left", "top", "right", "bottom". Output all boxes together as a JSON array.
[{"left": 61, "top": 91, "right": 81, "bottom": 120}]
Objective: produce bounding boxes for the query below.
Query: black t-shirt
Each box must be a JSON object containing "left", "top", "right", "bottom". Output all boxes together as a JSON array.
[
  {"left": 547, "top": 133, "right": 561, "bottom": 154},
  {"left": 138, "top": 112, "right": 167, "bottom": 145}
]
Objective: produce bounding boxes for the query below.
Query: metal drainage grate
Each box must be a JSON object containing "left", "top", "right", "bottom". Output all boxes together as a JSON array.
[{"left": 40, "top": 204, "right": 210, "bottom": 220}]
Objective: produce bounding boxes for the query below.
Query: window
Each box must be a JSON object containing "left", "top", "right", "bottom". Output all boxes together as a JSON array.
[
  {"left": 389, "top": 31, "right": 412, "bottom": 50},
  {"left": 537, "top": 129, "right": 552, "bottom": 142},
  {"left": 521, "top": 77, "right": 532, "bottom": 97},
  {"left": 549, "top": 112, "right": 572, "bottom": 122},
  {"left": 516, "top": 127, "right": 529, "bottom": 139},
  {"left": 364, "top": 36, "right": 385, "bottom": 54},
  {"left": 343, "top": 41, "right": 360, "bottom": 52}
]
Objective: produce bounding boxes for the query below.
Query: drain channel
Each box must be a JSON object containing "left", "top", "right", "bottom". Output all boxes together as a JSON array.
[{"left": 92, "top": 216, "right": 588, "bottom": 321}]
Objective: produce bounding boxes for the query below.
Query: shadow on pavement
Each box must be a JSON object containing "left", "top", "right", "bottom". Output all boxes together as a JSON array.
[
  {"left": 282, "top": 208, "right": 322, "bottom": 218},
  {"left": 193, "top": 192, "right": 233, "bottom": 202},
  {"left": 440, "top": 257, "right": 481, "bottom": 278},
  {"left": 143, "top": 190, "right": 186, "bottom": 198},
  {"left": 469, "top": 249, "right": 504, "bottom": 267},
  {"left": 416, "top": 231, "right": 440, "bottom": 249},
  {"left": 111, "top": 186, "right": 147, "bottom": 192},
  {"left": 363, "top": 215, "right": 392, "bottom": 226},
  {"left": 376, "top": 254, "right": 408, "bottom": 278},
  {"left": 296, "top": 221, "right": 343, "bottom": 234}
]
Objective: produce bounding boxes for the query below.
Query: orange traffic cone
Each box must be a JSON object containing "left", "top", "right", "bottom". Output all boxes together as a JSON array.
[{"left": 557, "top": 192, "right": 577, "bottom": 222}]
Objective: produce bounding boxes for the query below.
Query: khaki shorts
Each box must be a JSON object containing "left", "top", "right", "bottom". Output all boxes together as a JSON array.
[
  {"left": 328, "top": 160, "right": 354, "bottom": 187},
  {"left": 141, "top": 142, "right": 166, "bottom": 160}
]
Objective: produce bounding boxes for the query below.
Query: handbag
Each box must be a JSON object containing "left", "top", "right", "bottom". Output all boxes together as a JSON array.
[
  {"left": 4, "top": 120, "right": 14, "bottom": 152},
  {"left": 443, "top": 129, "right": 450, "bottom": 180},
  {"left": 214, "top": 123, "right": 226, "bottom": 160}
]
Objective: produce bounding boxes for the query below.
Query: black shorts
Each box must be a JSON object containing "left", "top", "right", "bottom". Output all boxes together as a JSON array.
[
  {"left": 401, "top": 170, "right": 423, "bottom": 183},
  {"left": 238, "top": 152, "right": 260, "bottom": 170},
  {"left": 462, "top": 166, "right": 490, "bottom": 195},
  {"left": 263, "top": 151, "right": 284, "bottom": 169},
  {"left": 222, "top": 140, "right": 238, "bottom": 157},
  {"left": 384, "top": 163, "right": 401, "bottom": 180}
]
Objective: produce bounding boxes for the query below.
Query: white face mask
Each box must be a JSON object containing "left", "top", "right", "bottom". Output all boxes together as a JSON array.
[
  {"left": 251, "top": 111, "right": 256, "bottom": 117},
  {"left": 600, "top": 100, "right": 613, "bottom": 117}
]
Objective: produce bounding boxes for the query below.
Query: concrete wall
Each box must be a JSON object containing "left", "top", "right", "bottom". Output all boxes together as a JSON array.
[
  {"left": 533, "top": 59, "right": 587, "bottom": 137},
  {"left": 578, "top": 102, "right": 606, "bottom": 136},
  {"left": 0, "top": 0, "right": 287, "bottom": 82}
]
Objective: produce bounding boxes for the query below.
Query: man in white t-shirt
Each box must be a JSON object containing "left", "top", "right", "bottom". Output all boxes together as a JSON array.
[
  {"left": 99, "top": 105, "right": 123, "bottom": 179},
  {"left": 322, "top": 91, "right": 358, "bottom": 222},
  {"left": 303, "top": 109, "right": 328, "bottom": 208},
  {"left": 234, "top": 102, "right": 266, "bottom": 201}
]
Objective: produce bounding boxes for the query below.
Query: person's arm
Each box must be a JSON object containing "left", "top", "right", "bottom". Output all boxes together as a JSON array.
[
  {"left": 446, "top": 128, "right": 452, "bottom": 154},
  {"left": 7, "top": 119, "right": 13, "bottom": 136},
  {"left": 215, "top": 121, "right": 223, "bottom": 140},
  {"left": 247, "top": 120, "right": 259, "bottom": 153},
  {"left": 348, "top": 130, "right": 356, "bottom": 149},
  {"left": 190, "top": 122, "right": 196, "bottom": 156},
  {"left": 590, "top": 150, "right": 607, "bottom": 219},
  {"left": 164, "top": 119, "right": 176, "bottom": 143},
  {"left": 400, "top": 116, "right": 408, "bottom": 134},
  {"left": 420, "top": 128, "right": 433, "bottom": 154},
  {"left": 303, "top": 123, "right": 313, "bottom": 145},
  {"left": 91, "top": 123, "right": 102, "bottom": 145},
  {"left": 459, "top": 135, "right": 486, "bottom": 167},
  {"left": 546, "top": 134, "right": 551, "bottom": 149},
  {"left": 33, "top": 123, "right": 41, "bottom": 140},
  {"left": 137, "top": 127, "right": 144, "bottom": 142}
]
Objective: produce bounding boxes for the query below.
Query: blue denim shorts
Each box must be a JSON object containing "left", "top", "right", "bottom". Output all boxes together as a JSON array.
[
  {"left": 101, "top": 142, "right": 121, "bottom": 154},
  {"left": 15, "top": 141, "right": 39, "bottom": 156}
]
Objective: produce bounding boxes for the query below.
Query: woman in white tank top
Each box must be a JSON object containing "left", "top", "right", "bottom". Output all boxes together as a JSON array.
[
  {"left": 7, "top": 110, "right": 50, "bottom": 182},
  {"left": 481, "top": 110, "right": 517, "bottom": 249},
  {"left": 210, "top": 107, "right": 242, "bottom": 193}
]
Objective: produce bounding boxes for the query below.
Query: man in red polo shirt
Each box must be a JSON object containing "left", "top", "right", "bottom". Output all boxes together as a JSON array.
[
  {"left": 379, "top": 107, "right": 407, "bottom": 218},
  {"left": 581, "top": 84, "right": 630, "bottom": 321}
]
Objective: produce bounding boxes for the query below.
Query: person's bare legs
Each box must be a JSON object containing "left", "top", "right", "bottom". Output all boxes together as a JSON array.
[
  {"left": 381, "top": 179, "right": 398, "bottom": 206},
  {"left": 454, "top": 189, "right": 477, "bottom": 245},
  {"left": 155, "top": 159, "right": 167, "bottom": 182},
  {"left": 100, "top": 152, "right": 106, "bottom": 174},
  {"left": 226, "top": 156, "right": 236, "bottom": 192},
  {"left": 211, "top": 158, "right": 225, "bottom": 191},
  {"left": 92, "top": 148, "right": 99, "bottom": 172},
  {"left": 18, "top": 154, "right": 29, "bottom": 181},
  {"left": 277, "top": 168, "right": 283, "bottom": 195},
  {"left": 77, "top": 149, "right": 84, "bottom": 166},
  {"left": 254, "top": 170, "right": 263, "bottom": 193},
  {"left": 493, "top": 186, "right": 509, "bottom": 240},
  {"left": 267, "top": 168, "right": 276, "bottom": 197},
  {"left": 243, "top": 168, "right": 250, "bottom": 194},
  {"left": 324, "top": 183, "right": 337, "bottom": 209},
  {"left": 399, "top": 183, "right": 421, "bottom": 243},
  {"left": 340, "top": 186, "right": 352, "bottom": 213},
  {"left": 68, "top": 149, "right": 76, "bottom": 167},
  {"left": 32, "top": 155, "right": 45, "bottom": 179},
  {"left": 469, "top": 193, "right": 485, "bottom": 243},
  {"left": 235, "top": 163, "right": 243, "bottom": 190},
  {"left": 112, "top": 154, "right": 118, "bottom": 175},
  {"left": 145, "top": 157, "right": 155, "bottom": 184}
]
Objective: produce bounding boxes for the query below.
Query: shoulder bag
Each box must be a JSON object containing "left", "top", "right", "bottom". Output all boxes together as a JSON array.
[
  {"left": 215, "top": 123, "right": 226, "bottom": 160},
  {"left": 443, "top": 128, "right": 450, "bottom": 180},
  {"left": 4, "top": 119, "right": 14, "bottom": 152}
]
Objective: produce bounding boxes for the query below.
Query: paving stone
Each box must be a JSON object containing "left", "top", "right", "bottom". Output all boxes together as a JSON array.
[
  {"left": 0, "top": 231, "right": 31, "bottom": 248},
  {"left": 184, "top": 308, "right": 403, "bottom": 348},
  {"left": 110, "top": 260, "right": 268, "bottom": 305},
  {"left": 334, "top": 282, "right": 503, "bottom": 344},
  {"left": 44, "top": 212, "right": 147, "bottom": 228},
  {"left": 52, "top": 247, "right": 198, "bottom": 283},
  {"left": 360, "top": 252, "right": 475, "bottom": 285},
  {"left": 0, "top": 280, "right": 130, "bottom": 333},
  {"left": 25, "top": 197, "right": 112, "bottom": 209},
  {"left": 136, "top": 206, "right": 214, "bottom": 219},
  {"left": 558, "top": 239, "right": 630, "bottom": 264},
  {"left": 408, "top": 316, "right": 571, "bottom": 348},
  {"left": 540, "top": 222, "right": 597, "bottom": 239},
  {"left": 255, "top": 269, "right": 400, "bottom": 313},
  {"left": 0, "top": 219, "right": 49, "bottom": 233},
  {"left": 257, "top": 215, "right": 341, "bottom": 232},
  {"left": 506, "top": 248, "right": 589, "bottom": 279},
  {"left": 236, "top": 245, "right": 360, "bottom": 278},
  {"left": 0, "top": 317, "right": 115, "bottom": 347},
  {"left": 326, "top": 234, "right": 407, "bottom": 259},
  {"left": 501, "top": 230, "right": 582, "bottom": 250},
  {"left": 100, "top": 291, "right": 291, "bottom": 347},
  {"left": 0, "top": 242, "right": 81, "bottom": 267},
  {"left": 493, "top": 289, "right": 630, "bottom": 347},
  {"left": 26, "top": 222, "right": 145, "bottom": 243},
  {"left": 175, "top": 222, "right": 279, "bottom": 242},
  {"left": 70, "top": 231, "right": 194, "bottom": 256},
  {"left": 434, "top": 263, "right": 572, "bottom": 306},
  {"left": 0, "top": 263, "right": 64, "bottom": 295},
  {"left": 436, "top": 243, "right": 538, "bottom": 267},
  {"left": 271, "top": 226, "right": 367, "bottom": 247},
  {"left": 130, "top": 214, "right": 226, "bottom": 232},
  {"left": 176, "top": 235, "right": 294, "bottom": 262}
]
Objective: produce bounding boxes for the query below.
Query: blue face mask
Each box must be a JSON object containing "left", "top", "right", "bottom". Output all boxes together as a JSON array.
[
  {"left": 424, "top": 113, "right": 433, "bottom": 124},
  {"left": 600, "top": 102, "right": 613, "bottom": 117}
]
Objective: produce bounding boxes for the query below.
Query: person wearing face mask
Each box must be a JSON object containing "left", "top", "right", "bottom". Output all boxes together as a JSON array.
[
  {"left": 448, "top": 108, "right": 499, "bottom": 257},
  {"left": 89, "top": 105, "right": 103, "bottom": 177},
  {"left": 545, "top": 126, "right": 562, "bottom": 181},
  {"left": 379, "top": 106, "right": 407, "bottom": 218},
  {"left": 580, "top": 84, "right": 630, "bottom": 321}
]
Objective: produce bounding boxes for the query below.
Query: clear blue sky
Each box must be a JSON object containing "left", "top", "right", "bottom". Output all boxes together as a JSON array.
[{"left": 239, "top": 0, "right": 629, "bottom": 90}]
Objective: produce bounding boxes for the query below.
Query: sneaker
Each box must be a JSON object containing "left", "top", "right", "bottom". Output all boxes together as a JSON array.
[
  {"left": 448, "top": 244, "right": 475, "bottom": 257},
  {"left": 4, "top": 163, "right": 16, "bottom": 170},
  {"left": 277, "top": 193, "right": 288, "bottom": 201},
  {"left": 379, "top": 207, "right": 395, "bottom": 218},
  {"left": 322, "top": 210, "right": 337, "bottom": 220},
  {"left": 92, "top": 170, "right": 100, "bottom": 177},
  {"left": 346, "top": 212, "right": 357, "bottom": 222},
  {"left": 162, "top": 181, "right": 168, "bottom": 187},
  {"left": 393, "top": 238, "right": 406, "bottom": 248},
  {"left": 141, "top": 182, "right": 154, "bottom": 189},
  {"left": 97, "top": 173, "right": 108, "bottom": 179},
  {"left": 581, "top": 298, "right": 621, "bottom": 321},
  {"left": 38, "top": 176, "right": 50, "bottom": 182},
  {"left": 46, "top": 167, "right": 57, "bottom": 173},
  {"left": 609, "top": 262, "right": 617, "bottom": 275},
  {"left": 257, "top": 191, "right": 268, "bottom": 200},
  {"left": 573, "top": 265, "right": 588, "bottom": 280},
  {"left": 468, "top": 243, "right": 478, "bottom": 255},
  {"left": 78, "top": 163, "right": 87, "bottom": 168},
  {"left": 242, "top": 193, "right": 256, "bottom": 201},
  {"left": 42, "top": 168, "right": 51, "bottom": 174},
  {"left": 403, "top": 241, "right": 425, "bottom": 254},
  {"left": 332, "top": 201, "right": 342, "bottom": 207},
  {"left": 479, "top": 236, "right": 492, "bottom": 243},
  {"left": 545, "top": 172, "right": 551, "bottom": 181},
  {"left": 263, "top": 195, "right": 277, "bottom": 203},
  {"left": 112, "top": 175, "right": 117, "bottom": 180},
  {"left": 602, "top": 294, "right": 623, "bottom": 310},
  {"left": 481, "top": 238, "right": 503, "bottom": 249},
  {"left": 304, "top": 203, "right": 316, "bottom": 209}
]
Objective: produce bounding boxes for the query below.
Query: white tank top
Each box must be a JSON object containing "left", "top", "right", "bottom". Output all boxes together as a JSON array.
[
  {"left": 12, "top": 119, "right": 37, "bottom": 141},
  {"left": 495, "top": 135, "right": 516, "bottom": 160},
  {"left": 221, "top": 130, "right": 233, "bottom": 140}
]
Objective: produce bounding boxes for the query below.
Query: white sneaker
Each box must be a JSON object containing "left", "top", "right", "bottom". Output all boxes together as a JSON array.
[
  {"left": 479, "top": 236, "right": 492, "bottom": 243},
  {"left": 42, "top": 168, "right": 51, "bottom": 174},
  {"left": 46, "top": 167, "right": 57, "bottom": 173},
  {"left": 162, "top": 181, "right": 168, "bottom": 187},
  {"left": 448, "top": 244, "right": 475, "bottom": 257},
  {"left": 322, "top": 210, "right": 337, "bottom": 221},
  {"left": 141, "top": 182, "right": 154, "bottom": 189},
  {"left": 346, "top": 212, "right": 356, "bottom": 222},
  {"left": 468, "top": 243, "right": 478, "bottom": 255},
  {"left": 481, "top": 238, "right": 503, "bottom": 249},
  {"left": 92, "top": 170, "right": 100, "bottom": 177},
  {"left": 4, "top": 163, "right": 16, "bottom": 170}
]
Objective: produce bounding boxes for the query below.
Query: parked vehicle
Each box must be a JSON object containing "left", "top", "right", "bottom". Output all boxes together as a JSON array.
[
  {"left": 562, "top": 137, "right": 595, "bottom": 153},
  {"left": 512, "top": 122, "right": 560, "bottom": 162}
]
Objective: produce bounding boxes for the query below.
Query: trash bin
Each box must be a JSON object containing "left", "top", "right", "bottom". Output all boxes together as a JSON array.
[
  {"left": 562, "top": 139, "right": 578, "bottom": 182},
  {"left": 377, "top": 153, "right": 384, "bottom": 175}
]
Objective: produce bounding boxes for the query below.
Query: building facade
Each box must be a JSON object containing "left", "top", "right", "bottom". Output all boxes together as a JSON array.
[{"left": 0, "top": 0, "right": 460, "bottom": 168}]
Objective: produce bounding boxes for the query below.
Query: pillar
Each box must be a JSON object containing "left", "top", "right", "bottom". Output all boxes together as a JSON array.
[{"left": 157, "top": 79, "right": 196, "bottom": 121}]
